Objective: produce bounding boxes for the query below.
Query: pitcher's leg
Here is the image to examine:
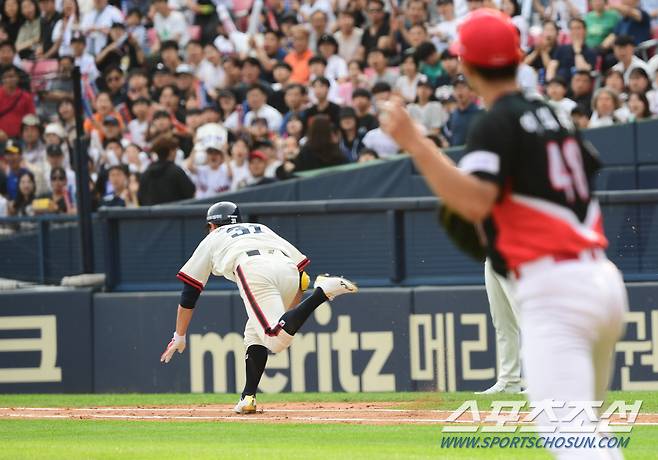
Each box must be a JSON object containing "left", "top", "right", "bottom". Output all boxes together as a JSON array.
[
  {"left": 588, "top": 264, "right": 627, "bottom": 460},
  {"left": 590, "top": 334, "right": 625, "bottom": 460},
  {"left": 594, "top": 262, "right": 628, "bottom": 402},
  {"left": 521, "top": 312, "right": 595, "bottom": 401},
  {"left": 518, "top": 263, "right": 624, "bottom": 460},
  {"left": 521, "top": 305, "right": 603, "bottom": 459}
]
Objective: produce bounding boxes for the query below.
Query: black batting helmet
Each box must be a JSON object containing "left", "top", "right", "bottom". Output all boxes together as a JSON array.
[{"left": 206, "top": 201, "right": 241, "bottom": 227}]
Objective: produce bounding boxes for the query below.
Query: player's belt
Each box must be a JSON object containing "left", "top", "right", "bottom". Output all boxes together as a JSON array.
[
  {"left": 246, "top": 249, "right": 289, "bottom": 258},
  {"left": 512, "top": 248, "right": 605, "bottom": 279}
]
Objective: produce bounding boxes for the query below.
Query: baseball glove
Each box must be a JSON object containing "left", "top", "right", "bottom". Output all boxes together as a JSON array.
[{"left": 438, "top": 205, "right": 487, "bottom": 262}]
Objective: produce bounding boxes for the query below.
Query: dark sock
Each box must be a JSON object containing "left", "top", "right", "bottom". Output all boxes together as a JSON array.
[
  {"left": 242, "top": 344, "right": 268, "bottom": 398},
  {"left": 279, "top": 287, "right": 328, "bottom": 336}
]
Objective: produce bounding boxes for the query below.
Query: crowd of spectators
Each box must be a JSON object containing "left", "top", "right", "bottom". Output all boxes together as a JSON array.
[{"left": 1, "top": 0, "right": 658, "bottom": 219}]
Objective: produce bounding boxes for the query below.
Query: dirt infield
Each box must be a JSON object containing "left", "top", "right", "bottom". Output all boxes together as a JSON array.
[{"left": 2, "top": 403, "right": 658, "bottom": 426}]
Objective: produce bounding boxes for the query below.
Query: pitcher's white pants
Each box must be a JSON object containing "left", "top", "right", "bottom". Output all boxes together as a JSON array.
[
  {"left": 485, "top": 258, "right": 522, "bottom": 385},
  {"left": 514, "top": 256, "right": 627, "bottom": 460},
  {"left": 235, "top": 254, "right": 300, "bottom": 353}
]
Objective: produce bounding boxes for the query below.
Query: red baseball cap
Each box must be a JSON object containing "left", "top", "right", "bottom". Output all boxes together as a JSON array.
[
  {"left": 249, "top": 150, "right": 267, "bottom": 161},
  {"left": 449, "top": 9, "right": 522, "bottom": 68}
]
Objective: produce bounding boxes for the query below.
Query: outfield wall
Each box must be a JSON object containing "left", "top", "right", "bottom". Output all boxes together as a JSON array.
[{"left": 1, "top": 283, "right": 657, "bottom": 394}]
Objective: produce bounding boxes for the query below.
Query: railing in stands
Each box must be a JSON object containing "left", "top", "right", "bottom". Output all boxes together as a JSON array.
[{"left": 2, "top": 190, "right": 654, "bottom": 290}]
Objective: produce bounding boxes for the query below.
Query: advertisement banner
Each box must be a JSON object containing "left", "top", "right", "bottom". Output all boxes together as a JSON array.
[
  {"left": 1, "top": 284, "right": 657, "bottom": 393},
  {"left": 0, "top": 289, "right": 93, "bottom": 393}
]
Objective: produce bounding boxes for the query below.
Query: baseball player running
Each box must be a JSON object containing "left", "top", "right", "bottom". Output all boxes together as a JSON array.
[
  {"left": 380, "top": 10, "right": 627, "bottom": 459},
  {"left": 160, "top": 201, "right": 358, "bottom": 414}
]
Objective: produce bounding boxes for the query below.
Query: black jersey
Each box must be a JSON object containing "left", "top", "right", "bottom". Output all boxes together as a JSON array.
[{"left": 458, "top": 92, "right": 608, "bottom": 275}]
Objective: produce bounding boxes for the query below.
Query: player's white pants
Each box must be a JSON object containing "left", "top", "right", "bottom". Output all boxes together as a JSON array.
[
  {"left": 484, "top": 258, "right": 522, "bottom": 385},
  {"left": 235, "top": 253, "right": 300, "bottom": 353},
  {"left": 514, "top": 255, "right": 627, "bottom": 460}
]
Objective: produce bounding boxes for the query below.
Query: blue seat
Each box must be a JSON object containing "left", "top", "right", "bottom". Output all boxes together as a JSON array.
[{"left": 594, "top": 166, "right": 637, "bottom": 190}]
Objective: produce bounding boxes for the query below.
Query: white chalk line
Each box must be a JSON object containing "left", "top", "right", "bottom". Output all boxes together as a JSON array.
[
  {"left": 0, "top": 407, "right": 442, "bottom": 414},
  {"left": 1, "top": 408, "right": 656, "bottom": 425},
  {"left": 2, "top": 413, "right": 450, "bottom": 423},
  {"left": 3, "top": 413, "right": 658, "bottom": 426},
  {"left": 4, "top": 407, "right": 658, "bottom": 417},
  {"left": 0, "top": 407, "right": 412, "bottom": 412}
]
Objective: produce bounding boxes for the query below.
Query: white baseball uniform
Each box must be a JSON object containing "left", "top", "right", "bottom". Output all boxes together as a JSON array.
[
  {"left": 177, "top": 223, "right": 310, "bottom": 353},
  {"left": 458, "top": 91, "right": 628, "bottom": 458},
  {"left": 484, "top": 258, "right": 522, "bottom": 386},
  {"left": 515, "top": 252, "right": 627, "bottom": 459}
]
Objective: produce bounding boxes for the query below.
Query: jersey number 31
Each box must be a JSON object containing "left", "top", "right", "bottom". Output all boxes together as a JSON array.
[
  {"left": 547, "top": 138, "right": 589, "bottom": 203},
  {"left": 227, "top": 224, "right": 263, "bottom": 238}
]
